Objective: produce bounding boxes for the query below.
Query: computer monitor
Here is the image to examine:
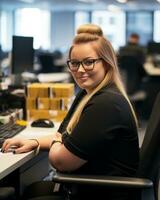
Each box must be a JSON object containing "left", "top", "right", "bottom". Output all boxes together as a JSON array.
[
  {"left": 147, "top": 42, "right": 160, "bottom": 55},
  {"left": 11, "top": 36, "right": 34, "bottom": 74}
]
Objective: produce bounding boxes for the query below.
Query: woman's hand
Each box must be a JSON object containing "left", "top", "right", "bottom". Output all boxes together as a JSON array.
[{"left": 1, "top": 138, "right": 39, "bottom": 154}]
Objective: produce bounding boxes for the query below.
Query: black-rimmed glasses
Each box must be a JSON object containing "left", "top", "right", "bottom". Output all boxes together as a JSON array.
[{"left": 67, "top": 58, "right": 102, "bottom": 72}]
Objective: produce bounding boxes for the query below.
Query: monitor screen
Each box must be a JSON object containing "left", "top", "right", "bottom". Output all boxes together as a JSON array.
[
  {"left": 147, "top": 42, "right": 160, "bottom": 55},
  {"left": 12, "top": 36, "right": 34, "bottom": 74}
]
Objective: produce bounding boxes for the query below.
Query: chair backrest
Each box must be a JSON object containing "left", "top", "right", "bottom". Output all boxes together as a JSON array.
[
  {"left": 118, "top": 55, "right": 145, "bottom": 95},
  {"left": 137, "top": 91, "right": 160, "bottom": 199}
]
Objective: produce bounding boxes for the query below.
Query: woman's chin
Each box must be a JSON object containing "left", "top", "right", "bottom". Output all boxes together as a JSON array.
[{"left": 78, "top": 83, "right": 90, "bottom": 91}]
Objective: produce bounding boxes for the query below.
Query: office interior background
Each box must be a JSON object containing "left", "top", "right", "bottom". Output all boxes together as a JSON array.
[
  {"left": 0, "top": 0, "right": 160, "bottom": 120},
  {"left": 0, "top": 0, "right": 158, "bottom": 49},
  {"left": 0, "top": 1, "right": 160, "bottom": 199},
  {"left": 0, "top": 0, "right": 160, "bottom": 51}
]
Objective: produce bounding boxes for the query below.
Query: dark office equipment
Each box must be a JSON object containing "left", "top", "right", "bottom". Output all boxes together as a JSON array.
[
  {"left": 31, "top": 119, "right": 54, "bottom": 128},
  {"left": 0, "top": 45, "right": 8, "bottom": 63},
  {"left": 11, "top": 36, "right": 34, "bottom": 74},
  {"left": 52, "top": 50, "right": 63, "bottom": 60},
  {"left": 38, "top": 52, "right": 64, "bottom": 73},
  {"left": 52, "top": 91, "right": 160, "bottom": 200},
  {"left": 0, "top": 89, "right": 25, "bottom": 117},
  {"left": 147, "top": 42, "right": 160, "bottom": 55},
  {"left": 0, "top": 122, "right": 26, "bottom": 148}
]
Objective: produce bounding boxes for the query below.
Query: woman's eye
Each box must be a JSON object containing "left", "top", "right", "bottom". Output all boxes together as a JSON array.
[
  {"left": 71, "top": 61, "right": 79, "bottom": 66},
  {"left": 84, "top": 60, "right": 93, "bottom": 66}
]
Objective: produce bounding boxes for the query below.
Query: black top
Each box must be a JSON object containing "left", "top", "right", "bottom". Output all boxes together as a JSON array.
[{"left": 58, "top": 84, "right": 139, "bottom": 199}]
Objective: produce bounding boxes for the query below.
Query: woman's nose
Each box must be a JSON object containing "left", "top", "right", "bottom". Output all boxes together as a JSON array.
[{"left": 77, "top": 63, "right": 85, "bottom": 72}]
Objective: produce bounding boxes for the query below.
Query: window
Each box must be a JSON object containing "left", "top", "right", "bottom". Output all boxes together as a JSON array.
[
  {"left": 154, "top": 11, "right": 160, "bottom": 42},
  {"left": 0, "top": 11, "right": 13, "bottom": 51},
  {"left": 75, "top": 11, "right": 90, "bottom": 34},
  {"left": 126, "top": 12, "right": 153, "bottom": 45},
  {"left": 15, "top": 8, "right": 51, "bottom": 50},
  {"left": 91, "top": 10, "right": 126, "bottom": 51}
]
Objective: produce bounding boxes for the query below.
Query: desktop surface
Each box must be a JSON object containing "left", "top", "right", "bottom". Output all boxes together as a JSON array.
[
  {"left": 150, "top": 54, "right": 160, "bottom": 68},
  {"left": 144, "top": 57, "right": 160, "bottom": 76},
  {"left": 0, "top": 122, "right": 59, "bottom": 180},
  {"left": 0, "top": 150, "right": 35, "bottom": 180}
]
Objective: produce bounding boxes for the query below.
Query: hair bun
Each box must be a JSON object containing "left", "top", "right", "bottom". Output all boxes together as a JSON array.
[{"left": 77, "top": 24, "right": 103, "bottom": 37}]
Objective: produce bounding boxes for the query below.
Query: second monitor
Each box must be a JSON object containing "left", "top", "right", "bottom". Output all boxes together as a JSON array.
[{"left": 12, "top": 35, "right": 34, "bottom": 74}]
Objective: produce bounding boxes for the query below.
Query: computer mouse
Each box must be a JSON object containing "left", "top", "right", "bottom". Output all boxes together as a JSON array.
[{"left": 31, "top": 119, "right": 54, "bottom": 128}]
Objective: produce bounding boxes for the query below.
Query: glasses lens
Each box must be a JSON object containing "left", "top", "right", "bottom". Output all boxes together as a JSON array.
[
  {"left": 82, "top": 59, "right": 95, "bottom": 70},
  {"left": 68, "top": 60, "right": 79, "bottom": 71},
  {"left": 67, "top": 58, "right": 100, "bottom": 72}
]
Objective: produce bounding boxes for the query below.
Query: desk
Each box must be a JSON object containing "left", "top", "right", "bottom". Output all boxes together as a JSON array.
[
  {"left": 0, "top": 123, "right": 60, "bottom": 194},
  {"left": 21, "top": 72, "right": 70, "bottom": 83},
  {"left": 0, "top": 151, "right": 35, "bottom": 181},
  {"left": 144, "top": 58, "right": 160, "bottom": 76},
  {"left": 37, "top": 72, "right": 70, "bottom": 83}
]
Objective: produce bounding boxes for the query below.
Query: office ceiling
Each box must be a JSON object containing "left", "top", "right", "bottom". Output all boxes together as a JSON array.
[{"left": 0, "top": 0, "right": 160, "bottom": 11}]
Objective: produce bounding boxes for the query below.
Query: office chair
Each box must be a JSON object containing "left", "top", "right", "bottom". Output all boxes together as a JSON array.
[
  {"left": 118, "top": 55, "right": 147, "bottom": 119},
  {"left": 118, "top": 55, "right": 146, "bottom": 98},
  {"left": 0, "top": 187, "right": 15, "bottom": 200},
  {"left": 52, "top": 91, "right": 160, "bottom": 200}
]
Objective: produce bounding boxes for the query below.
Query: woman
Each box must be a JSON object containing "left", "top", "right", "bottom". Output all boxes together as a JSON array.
[{"left": 2, "top": 24, "right": 139, "bottom": 200}]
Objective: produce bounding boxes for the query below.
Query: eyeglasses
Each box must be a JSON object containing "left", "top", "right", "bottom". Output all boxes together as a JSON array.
[{"left": 67, "top": 58, "right": 102, "bottom": 72}]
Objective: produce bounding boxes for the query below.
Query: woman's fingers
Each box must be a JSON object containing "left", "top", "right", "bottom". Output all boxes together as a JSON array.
[
  {"left": 2, "top": 138, "right": 26, "bottom": 153},
  {"left": 1, "top": 138, "right": 38, "bottom": 154},
  {"left": 1, "top": 138, "right": 19, "bottom": 152},
  {"left": 13, "top": 146, "right": 29, "bottom": 154}
]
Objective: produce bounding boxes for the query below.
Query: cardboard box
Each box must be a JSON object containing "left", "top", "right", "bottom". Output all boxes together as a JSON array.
[
  {"left": 27, "top": 109, "right": 67, "bottom": 122},
  {"left": 38, "top": 98, "right": 50, "bottom": 110},
  {"left": 27, "top": 83, "right": 51, "bottom": 98},
  {"left": 50, "top": 98, "right": 70, "bottom": 110},
  {"left": 50, "top": 83, "right": 74, "bottom": 98},
  {"left": 26, "top": 98, "right": 37, "bottom": 110},
  {"left": 26, "top": 83, "right": 74, "bottom": 122}
]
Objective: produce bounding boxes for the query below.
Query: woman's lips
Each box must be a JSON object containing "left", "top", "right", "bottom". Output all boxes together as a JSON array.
[{"left": 77, "top": 76, "right": 89, "bottom": 81}]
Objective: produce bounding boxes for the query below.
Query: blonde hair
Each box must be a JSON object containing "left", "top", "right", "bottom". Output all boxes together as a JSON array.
[{"left": 66, "top": 24, "right": 138, "bottom": 134}]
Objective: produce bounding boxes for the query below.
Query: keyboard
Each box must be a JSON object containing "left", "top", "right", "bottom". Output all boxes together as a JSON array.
[{"left": 0, "top": 122, "right": 26, "bottom": 148}]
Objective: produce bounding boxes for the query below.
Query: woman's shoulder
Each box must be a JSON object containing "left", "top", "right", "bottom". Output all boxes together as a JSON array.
[
  {"left": 94, "top": 84, "right": 123, "bottom": 102},
  {"left": 88, "top": 84, "right": 130, "bottom": 114}
]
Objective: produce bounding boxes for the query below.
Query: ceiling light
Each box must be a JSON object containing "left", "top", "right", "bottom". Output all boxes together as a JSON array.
[
  {"left": 19, "top": 0, "right": 35, "bottom": 3},
  {"left": 78, "top": 0, "right": 97, "bottom": 3},
  {"left": 107, "top": 4, "right": 121, "bottom": 12},
  {"left": 116, "top": 0, "right": 128, "bottom": 3},
  {"left": 156, "top": 0, "right": 160, "bottom": 2}
]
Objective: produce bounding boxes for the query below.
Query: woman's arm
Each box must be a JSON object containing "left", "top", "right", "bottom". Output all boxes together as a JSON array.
[
  {"left": 49, "top": 141, "right": 87, "bottom": 172},
  {"left": 48, "top": 132, "right": 87, "bottom": 172},
  {"left": 1, "top": 132, "right": 61, "bottom": 153}
]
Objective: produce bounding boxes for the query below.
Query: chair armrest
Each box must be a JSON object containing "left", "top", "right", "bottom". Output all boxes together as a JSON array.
[
  {"left": 0, "top": 187, "right": 15, "bottom": 199},
  {"left": 53, "top": 172, "right": 153, "bottom": 189}
]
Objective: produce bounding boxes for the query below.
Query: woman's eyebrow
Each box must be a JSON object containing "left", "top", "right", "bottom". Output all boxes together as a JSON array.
[{"left": 70, "top": 57, "right": 94, "bottom": 60}]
